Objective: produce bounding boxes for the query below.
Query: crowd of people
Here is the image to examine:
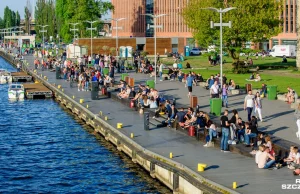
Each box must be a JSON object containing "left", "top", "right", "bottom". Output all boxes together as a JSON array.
[{"left": 28, "top": 49, "right": 300, "bottom": 174}]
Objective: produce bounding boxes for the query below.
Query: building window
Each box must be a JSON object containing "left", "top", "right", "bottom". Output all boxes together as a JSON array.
[
  {"left": 282, "top": 40, "right": 297, "bottom": 46},
  {"left": 145, "top": 0, "right": 154, "bottom": 37}
]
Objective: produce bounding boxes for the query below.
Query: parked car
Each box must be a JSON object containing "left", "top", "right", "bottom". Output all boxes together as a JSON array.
[{"left": 190, "top": 48, "right": 201, "bottom": 55}]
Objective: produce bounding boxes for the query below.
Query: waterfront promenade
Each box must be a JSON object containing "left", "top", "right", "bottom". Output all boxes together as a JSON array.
[{"left": 19, "top": 55, "right": 300, "bottom": 194}]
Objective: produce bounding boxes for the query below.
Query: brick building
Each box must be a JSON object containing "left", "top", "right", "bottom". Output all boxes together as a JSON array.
[
  {"left": 111, "top": 0, "right": 193, "bottom": 53},
  {"left": 269, "top": 0, "right": 297, "bottom": 49}
]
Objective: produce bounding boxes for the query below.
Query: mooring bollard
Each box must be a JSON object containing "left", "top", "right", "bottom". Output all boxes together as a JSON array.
[
  {"left": 117, "top": 123, "right": 123, "bottom": 129},
  {"left": 169, "top": 152, "right": 173, "bottom": 159},
  {"left": 79, "top": 99, "right": 84, "bottom": 104},
  {"left": 130, "top": 133, "right": 134, "bottom": 138}
]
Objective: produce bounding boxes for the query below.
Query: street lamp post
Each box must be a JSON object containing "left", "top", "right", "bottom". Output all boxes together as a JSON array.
[
  {"left": 111, "top": 18, "right": 126, "bottom": 57},
  {"left": 142, "top": 14, "right": 167, "bottom": 86},
  {"left": 85, "top": 21, "right": 98, "bottom": 57},
  {"left": 201, "top": 7, "right": 236, "bottom": 88},
  {"left": 69, "top": 23, "right": 79, "bottom": 59},
  {"left": 38, "top": 25, "right": 49, "bottom": 59}
]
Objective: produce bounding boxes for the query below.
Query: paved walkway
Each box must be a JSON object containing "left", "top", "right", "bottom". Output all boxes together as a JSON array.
[
  {"left": 20, "top": 55, "right": 300, "bottom": 194},
  {"left": 123, "top": 71, "right": 299, "bottom": 145}
]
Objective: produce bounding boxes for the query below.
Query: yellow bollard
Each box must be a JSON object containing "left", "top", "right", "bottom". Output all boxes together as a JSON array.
[
  {"left": 130, "top": 133, "right": 134, "bottom": 138},
  {"left": 47, "top": 79, "right": 48, "bottom": 81},
  {"left": 105, "top": 116, "right": 108, "bottom": 121},
  {"left": 197, "top": 165, "right": 205, "bottom": 172},
  {"left": 198, "top": 163, "right": 207, "bottom": 172},
  {"left": 198, "top": 163, "right": 207, "bottom": 168},
  {"left": 34, "top": 70, "right": 37, "bottom": 73},
  {"left": 117, "top": 123, "right": 123, "bottom": 129},
  {"left": 72, "top": 95, "right": 75, "bottom": 99},
  {"left": 99, "top": 111, "right": 102, "bottom": 116},
  {"left": 44, "top": 76, "right": 47, "bottom": 79},
  {"left": 35, "top": 81, "right": 39, "bottom": 84},
  {"left": 233, "top": 182, "right": 237, "bottom": 189},
  {"left": 57, "top": 85, "right": 61, "bottom": 89},
  {"left": 86, "top": 104, "right": 89, "bottom": 108},
  {"left": 169, "top": 152, "right": 173, "bottom": 159},
  {"left": 62, "top": 89, "right": 64, "bottom": 92},
  {"left": 79, "top": 99, "right": 84, "bottom": 104}
]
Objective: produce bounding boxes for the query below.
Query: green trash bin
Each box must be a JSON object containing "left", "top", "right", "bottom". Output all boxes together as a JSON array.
[
  {"left": 103, "top": 68, "right": 109, "bottom": 76},
  {"left": 146, "top": 80, "right": 155, "bottom": 89},
  {"left": 267, "top": 85, "right": 277, "bottom": 100},
  {"left": 210, "top": 98, "right": 222, "bottom": 116},
  {"left": 121, "top": 73, "right": 129, "bottom": 81}
]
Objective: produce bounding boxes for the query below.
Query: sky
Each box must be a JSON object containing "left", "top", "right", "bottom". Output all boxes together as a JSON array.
[
  {"left": 0, "top": 0, "right": 111, "bottom": 20},
  {"left": 0, "top": 0, "right": 28, "bottom": 19}
]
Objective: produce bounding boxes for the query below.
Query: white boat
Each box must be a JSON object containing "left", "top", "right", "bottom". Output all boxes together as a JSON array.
[
  {"left": 8, "top": 84, "right": 25, "bottom": 100},
  {"left": 0, "top": 69, "right": 12, "bottom": 84}
]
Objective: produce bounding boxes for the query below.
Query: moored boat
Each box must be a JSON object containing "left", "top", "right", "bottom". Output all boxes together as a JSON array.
[{"left": 8, "top": 84, "right": 24, "bottom": 100}]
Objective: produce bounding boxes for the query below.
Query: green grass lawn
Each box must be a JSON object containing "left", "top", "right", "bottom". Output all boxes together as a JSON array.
[
  {"left": 160, "top": 55, "right": 298, "bottom": 94},
  {"left": 161, "top": 55, "right": 296, "bottom": 70}
]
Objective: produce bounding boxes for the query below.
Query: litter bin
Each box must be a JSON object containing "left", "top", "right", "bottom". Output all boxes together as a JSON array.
[
  {"left": 146, "top": 80, "right": 155, "bottom": 89},
  {"left": 103, "top": 68, "right": 109, "bottom": 76},
  {"left": 91, "top": 81, "right": 99, "bottom": 100},
  {"left": 55, "top": 66, "right": 61, "bottom": 79},
  {"left": 121, "top": 73, "right": 128, "bottom": 81},
  {"left": 210, "top": 98, "right": 222, "bottom": 116},
  {"left": 267, "top": 85, "right": 277, "bottom": 100}
]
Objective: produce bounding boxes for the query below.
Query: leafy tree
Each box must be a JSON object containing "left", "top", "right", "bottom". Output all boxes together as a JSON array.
[
  {"left": 55, "top": 0, "right": 114, "bottom": 42},
  {"left": 24, "top": 7, "right": 31, "bottom": 34},
  {"left": 182, "top": 0, "right": 283, "bottom": 61},
  {"left": 16, "top": 11, "right": 21, "bottom": 26},
  {"left": 35, "top": 0, "right": 56, "bottom": 41}
]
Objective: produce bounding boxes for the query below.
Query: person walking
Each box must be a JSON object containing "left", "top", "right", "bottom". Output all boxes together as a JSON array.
[
  {"left": 254, "top": 92, "right": 263, "bottom": 122},
  {"left": 186, "top": 73, "right": 193, "bottom": 98},
  {"left": 295, "top": 103, "right": 300, "bottom": 140},
  {"left": 222, "top": 83, "right": 228, "bottom": 108},
  {"left": 220, "top": 110, "right": 230, "bottom": 152},
  {"left": 244, "top": 90, "right": 255, "bottom": 121},
  {"left": 159, "top": 63, "right": 163, "bottom": 81}
]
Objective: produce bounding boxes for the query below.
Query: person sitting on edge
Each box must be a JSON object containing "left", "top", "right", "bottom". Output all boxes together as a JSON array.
[
  {"left": 255, "top": 145, "right": 265, "bottom": 165},
  {"left": 282, "top": 55, "right": 288, "bottom": 63},
  {"left": 184, "top": 107, "right": 196, "bottom": 128},
  {"left": 245, "top": 122, "right": 258, "bottom": 147},
  {"left": 176, "top": 107, "right": 186, "bottom": 128},
  {"left": 177, "top": 71, "right": 184, "bottom": 82},
  {"left": 257, "top": 146, "right": 276, "bottom": 169},
  {"left": 236, "top": 117, "right": 245, "bottom": 142},
  {"left": 203, "top": 123, "right": 217, "bottom": 147},
  {"left": 163, "top": 104, "right": 177, "bottom": 128}
]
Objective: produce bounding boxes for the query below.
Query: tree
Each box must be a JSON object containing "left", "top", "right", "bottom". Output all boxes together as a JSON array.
[
  {"left": 182, "top": 0, "right": 283, "bottom": 61},
  {"left": 16, "top": 11, "right": 21, "bottom": 26},
  {"left": 35, "top": 0, "right": 56, "bottom": 41},
  {"left": 24, "top": 7, "right": 31, "bottom": 34},
  {"left": 55, "top": 0, "right": 114, "bottom": 42},
  {"left": 297, "top": 0, "right": 300, "bottom": 68}
]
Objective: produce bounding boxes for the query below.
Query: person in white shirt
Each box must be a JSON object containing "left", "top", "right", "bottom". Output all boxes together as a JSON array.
[
  {"left": 210, "top": 81, "right": 219, "bottom": 98},
  {"left": 244, "top": 90, "right": 255, "bottom": 121},
  {"left": 159, "top": 63, "right": 164, "bottom": 81},
  {"left": 254, "top": 92, "right": 263, "bottom": 122}
]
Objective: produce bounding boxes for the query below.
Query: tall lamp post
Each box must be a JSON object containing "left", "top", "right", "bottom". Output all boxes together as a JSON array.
[
  {"left": 85, "top": 20, "right": 98, "bottom": 56},
  {"left": 38, "top": 25, "right": 49, "bottom": 59},
  {"left": 12, "top": 26, "right": 23, "bottom": 54},
  {"left": 142, "top": 14, "right": 167, "bottom": 86},
  {"left": 201, "top": 7, "right": 236, "bottom": 88},
  {"left": 69, "top": 23, "right": 79, "bottom": 59},
  {"left": 111, "top": 18, "right": 126, "bottom": 57}
]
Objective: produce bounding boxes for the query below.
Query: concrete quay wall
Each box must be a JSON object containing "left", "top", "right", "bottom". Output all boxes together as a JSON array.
[{"left": 0, "top": 50, "right": 238, "bottom": 194}]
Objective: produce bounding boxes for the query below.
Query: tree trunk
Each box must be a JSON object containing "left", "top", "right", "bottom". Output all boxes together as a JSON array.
[{"left": 297, "top": 0, "right": 300, "bottom": 68}]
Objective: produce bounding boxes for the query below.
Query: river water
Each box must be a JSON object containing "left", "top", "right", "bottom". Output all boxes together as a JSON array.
[{"left": 0, "top": 57, "right": 170, "bottom": 193}]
